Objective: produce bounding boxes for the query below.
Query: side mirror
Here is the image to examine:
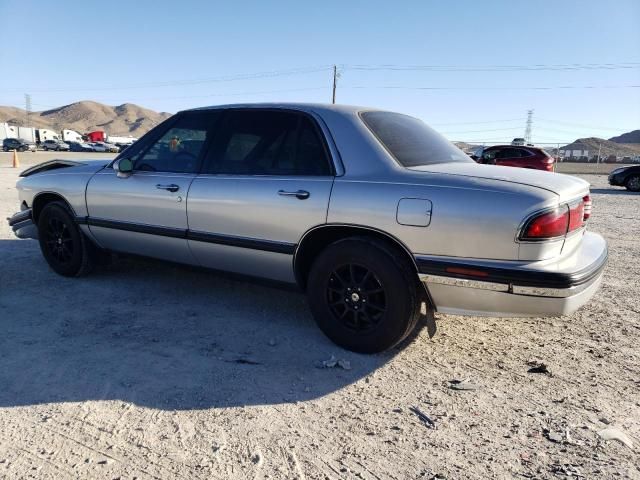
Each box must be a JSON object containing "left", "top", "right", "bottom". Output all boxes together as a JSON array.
[{"left": 114, "top": 158, "right": 133, "bottom": 178}]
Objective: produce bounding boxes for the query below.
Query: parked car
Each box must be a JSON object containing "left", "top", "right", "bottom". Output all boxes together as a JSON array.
[
  {"left": 41, "top": 139, "right": 70, "bottom": 151},
  {"left": 87, "top": 142, "right": 108, "bottom": 152},
  {"left": 608, "top": 165, "right": 640, "bottom": 192},
  {"left": 511, "top": 138, "right": 526, "bottom": 146},
  {"left": 68, "top": 141, "right": 94, "bottom": 152},
  {"left": 3, "top": 138, "right": 36, "bottom": 152},
  {"left": 472, "top": 145, "right": 555, "bottom": 172},
  {"left": 115, "top": 142, "right": 133, "bottom": 153},
  {"left": 8, "top": 104, "right": 607, "bottom": 353},
  {"left": 96, "top": 142, "right": 120, "bottom": 153}
]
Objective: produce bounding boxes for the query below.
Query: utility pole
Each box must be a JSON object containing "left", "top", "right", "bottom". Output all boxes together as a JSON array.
[
  {"left": 25, "top": 94, "right": 32, "bottom": 128},
  {"left": 524, "top": 109, "right": 533, "bottom": 144},
  {"left": 332, "top": 65, "right": 337, "bottom": 104}
]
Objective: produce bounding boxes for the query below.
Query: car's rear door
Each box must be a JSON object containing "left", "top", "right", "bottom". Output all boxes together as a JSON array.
[
  {"left": 85, "top": 111, "right": 220, "bottom": 264},
  {"left": 494, "top": 147, "right": 524, "bottom": 167},
  {"left": 187, "top": 109, "right": 335, "bottom": 283}
]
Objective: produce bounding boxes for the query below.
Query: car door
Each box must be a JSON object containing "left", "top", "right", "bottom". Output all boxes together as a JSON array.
[
  {"left": 85, "top": 111, "right": 219, "bottom": 265},
  {"left": 187, "top": 109, "right": 335, "bottom": 283},
  {"left": 494, "top": 147, "right": 523, "bottom": 167}
]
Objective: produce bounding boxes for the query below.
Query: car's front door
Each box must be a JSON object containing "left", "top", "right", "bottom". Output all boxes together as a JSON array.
[
  {"left": 85, "top": 111, "right": 219, "bottom": 264},
  {"left": 187, "top": 109, "right": 335, "bottom": 283}
]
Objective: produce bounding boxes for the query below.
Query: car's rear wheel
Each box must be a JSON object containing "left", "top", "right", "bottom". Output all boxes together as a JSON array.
[
  {"left": 37, "top": 201, "right": 96, "bottom": 277},
  {"left": 625, "top": 175, "right": 640, "bottom": 192},
  {"left": 307, "top": 237, "right": 422, "bottom": 353}
]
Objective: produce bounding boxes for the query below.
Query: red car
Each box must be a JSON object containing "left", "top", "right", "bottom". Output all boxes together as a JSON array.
[{"left": 472, "top": 145, "right": 555, "bottom": 172}]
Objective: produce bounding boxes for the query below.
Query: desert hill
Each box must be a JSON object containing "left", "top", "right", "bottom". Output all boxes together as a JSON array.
[
  {"left": 0, "top": 101, "right": 172, "bottom": 137},
  {"left": 561, "top": 137, "right": 640, "bottom": 158}
]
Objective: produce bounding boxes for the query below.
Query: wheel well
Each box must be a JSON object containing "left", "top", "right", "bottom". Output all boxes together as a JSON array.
[
  {"left": 294, "top": 225, "right": 419, "bottom": 290},
  {"left": 32, "top": 193, "right": 74, "bottom": 222}
]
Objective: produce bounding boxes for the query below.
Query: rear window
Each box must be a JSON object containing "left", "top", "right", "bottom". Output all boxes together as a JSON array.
[{"left": 360, "top": 111, "right": 471, "bottom": 167}]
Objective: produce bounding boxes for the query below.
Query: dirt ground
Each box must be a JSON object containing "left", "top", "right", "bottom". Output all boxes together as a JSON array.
[{"left": 0, "top": 152, "right": 638, "bottom": 479}]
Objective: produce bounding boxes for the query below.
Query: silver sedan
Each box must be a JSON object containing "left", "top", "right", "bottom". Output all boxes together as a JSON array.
[{"left": 8, "top": 103, "right": 607, "bottom": 353}]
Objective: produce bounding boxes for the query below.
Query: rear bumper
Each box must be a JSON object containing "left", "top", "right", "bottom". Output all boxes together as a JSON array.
[
  {"left": 417, "top": 232, "right": 607, "bottom": 317},
  {"left": 7, "top": 208, "right": 38, "bottom": 239}
]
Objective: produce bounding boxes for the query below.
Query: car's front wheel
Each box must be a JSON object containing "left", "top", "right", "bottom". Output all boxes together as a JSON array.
[
  {"left": 307, "top": 237, "right": 422, "bottom": 353},
  {"left": 625, "top": 175, "right": 640, "bottom": 192},
  {"left": 37, "top": 201, "right": 96, "bottom": 277}
]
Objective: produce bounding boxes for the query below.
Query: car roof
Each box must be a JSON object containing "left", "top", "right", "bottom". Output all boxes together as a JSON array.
[
  {"left": 486, "top": 145, "right": 539, "bottom": 149},
  {"left": 184, "top": 102, "right": 370, "bottom": 116}
]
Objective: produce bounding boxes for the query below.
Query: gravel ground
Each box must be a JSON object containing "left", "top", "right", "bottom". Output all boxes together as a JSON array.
[{"left": 0, "top": 153, "right": 638, "bottom": 479}]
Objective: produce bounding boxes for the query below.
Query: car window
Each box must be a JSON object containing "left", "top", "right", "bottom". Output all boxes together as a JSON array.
[
  {"left": 495, "top": 148, "right": 522, "bottom": 159},
  {"left": 204, "top": 110, "right": 331, "bottom": 176},
  {"left": 360, "top": 111, "right": 471, "bottom": 167},
  {"left": 132, "top": 111, "right": 219, "bottom": 174}
]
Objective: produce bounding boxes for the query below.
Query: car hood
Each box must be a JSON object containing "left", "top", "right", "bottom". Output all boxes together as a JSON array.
[
  {"left": 20, "top": 159, "right": 110, "bottom": 177},
  {"left": 409, "top": 162, "right": 590, "bottom": 200}
]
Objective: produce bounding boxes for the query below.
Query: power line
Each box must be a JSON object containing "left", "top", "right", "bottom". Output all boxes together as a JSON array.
[
  {"left": 346, "top": 84, "right": 640, "bottom": 91},
  {"left": 2, "top": 66, "right": 334, "bottom": 93},
  {"left": 438, "top": 126, "right": 523, "bottom": 134},
  {"left": 1, "top": 86, "right": 329, "bottom": 109},
  {"left": 346, "top": 62, "right": 640, "bottom": 72},
  {"left": 536, "top": 118, "right": 635, "bottom": 131},
  {"left": 430, "top": 118, "right": 525, "bottom": 126}
]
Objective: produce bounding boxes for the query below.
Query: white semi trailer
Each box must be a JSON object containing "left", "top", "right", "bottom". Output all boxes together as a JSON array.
[
  {"left": 36, "top": 129, "right": 60, "bottom": 143},
  {"left": 62, "top": 129, "right": 83, "bottom": 142},
  {"left": 107, "top": 135, "right": 137, "bottom": 145},
  {"left": 0, "top": 123, "right": 18, "bottom": 141},
  {"left": 17, "top": 126, "right": 36, "bottom": 143}
]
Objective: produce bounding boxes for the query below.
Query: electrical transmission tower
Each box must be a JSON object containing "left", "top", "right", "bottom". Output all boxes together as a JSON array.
[
  {"left": 524, "top": 109, "right": 533, "bottom": 144},
  {"left": 25, "top": 94, "right": 32, "bottom": 128}
]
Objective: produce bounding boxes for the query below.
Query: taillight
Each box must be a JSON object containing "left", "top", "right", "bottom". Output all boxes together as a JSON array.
[
  {"left": 520, "top": 198, "right": 589, "bottom": 241},
  {"left": 583, "top": 194, "right": 592, "bottom": 220},
  {"left": 568, "top": 201, "right": 585, "bottom": 230},
  {"left": 520, "top": 206, "right": 569, "bottom": 240}
]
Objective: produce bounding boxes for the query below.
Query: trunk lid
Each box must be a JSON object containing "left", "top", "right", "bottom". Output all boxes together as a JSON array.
[{"left": 409, "top": 162, "right": 589, "bottom": 201}]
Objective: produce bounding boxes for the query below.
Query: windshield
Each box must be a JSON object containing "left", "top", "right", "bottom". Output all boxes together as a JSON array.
[{"left": 360, "top": 111, "right": 472, "bottom": 167}]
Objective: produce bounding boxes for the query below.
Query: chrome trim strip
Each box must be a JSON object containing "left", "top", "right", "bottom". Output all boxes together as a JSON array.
[
  {"left": 421, "top": 271, "right": 604, "bottom": 298},
  {"left": 511, "top": 278, "right": 600, "bottom": 298},
  {"left": 419, "top": 274, "right": 509, "bottom": 292}
]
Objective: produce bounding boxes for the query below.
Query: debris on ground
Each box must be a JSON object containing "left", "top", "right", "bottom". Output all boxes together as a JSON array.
[
  {"left": 316, "top": 355, "right": 352, "bottom": 370},
  {"left": 448, "top": 379, "right": 479, "bottom": 391},
  {"left": 597, "top": 427, "right": 634, "bottom": 449},
  {"left": 551, "top": 464, "right": 584, "bottom": 478},
  {"left": 527, "top": 361, "right": 551, "bottom": 376},
  {"left": 409, "top": 406, "right": 437, "bottom": 429},
  {"left": 544, "top": 429, "right": 563, "bottom": 443}
]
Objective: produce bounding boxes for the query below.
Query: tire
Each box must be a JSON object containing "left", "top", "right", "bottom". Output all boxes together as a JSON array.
[
  {"left": 37, "top": 201, "right": 96, "bottom": 277},
  {"left": 2, "top": 147, "right": 7, "bottom": 152},
  {"left": 625, "top": 175, "right": 640, "bottom": 192},
  {"left": 307, "top": 237, "right": 422, "bottom": 353}
]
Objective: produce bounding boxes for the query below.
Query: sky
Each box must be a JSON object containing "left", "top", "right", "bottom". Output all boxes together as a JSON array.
[{"left": 1, "top": 0, "right": 639, "bottom": 144}]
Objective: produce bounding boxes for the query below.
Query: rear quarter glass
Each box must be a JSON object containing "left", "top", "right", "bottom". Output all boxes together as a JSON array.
[{"left": 360, "top": 111, "right": 471, "bottom": 167}]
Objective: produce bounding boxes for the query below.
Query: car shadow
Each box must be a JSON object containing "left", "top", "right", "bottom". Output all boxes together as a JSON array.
[
  {"left": 0, "top": 239, "right": 424, "bottom": 410},
  {"left": 590, "top": 188, "right": 638, "bottom": 196}
]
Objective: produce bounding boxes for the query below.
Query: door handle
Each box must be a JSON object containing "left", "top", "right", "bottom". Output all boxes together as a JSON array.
[
  {"left": 278, "top": 189, "right": 310, "bottom": 200},
  {"left": 156, "top": 183, "right": 180, "bottom": 192}
]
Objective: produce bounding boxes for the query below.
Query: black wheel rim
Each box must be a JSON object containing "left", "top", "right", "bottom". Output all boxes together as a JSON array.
[
  {"left": 326, "top": 263, "right": 387, "bottom": 332},
  {"left": 44, "top": 216, "right": 74, "bottom": 265}
]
